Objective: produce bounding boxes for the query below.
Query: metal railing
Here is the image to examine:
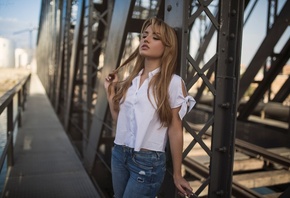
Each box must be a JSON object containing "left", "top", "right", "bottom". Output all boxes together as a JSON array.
[{"left": 0, "top": 73, "right": 31, "bottom": 172}]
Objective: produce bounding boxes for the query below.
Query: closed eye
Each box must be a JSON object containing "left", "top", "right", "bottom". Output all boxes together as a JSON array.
[
  {"left": 141, "top": 32, "right": 161, "bottom": 40},
  {"left": 153, "top": 32, "right": 161, "bottom": 40},
  {"left": 141, "top": 32, "right": 148, "bottom": 39},
  {"left": 153, "top": 35, "right": 160, "bottom": 40}
]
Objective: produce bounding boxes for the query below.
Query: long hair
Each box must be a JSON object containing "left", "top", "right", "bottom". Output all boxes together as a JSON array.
[{"left": 112, "top": 17, "right": 178, "bottom": 126}]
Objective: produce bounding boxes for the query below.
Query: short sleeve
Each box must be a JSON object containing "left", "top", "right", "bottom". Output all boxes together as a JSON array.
[{"left": 169, "top": 75, "right": 196, "bottom": 119}]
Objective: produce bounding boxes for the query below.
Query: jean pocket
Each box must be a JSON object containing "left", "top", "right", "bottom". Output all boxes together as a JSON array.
[{"left": 132, "top": 152, "right": 154, "bottom": 170}]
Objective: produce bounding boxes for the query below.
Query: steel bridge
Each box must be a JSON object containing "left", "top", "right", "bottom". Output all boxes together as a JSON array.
[{"left": 33, "top": 0, "right": 290, "bottom": 197}]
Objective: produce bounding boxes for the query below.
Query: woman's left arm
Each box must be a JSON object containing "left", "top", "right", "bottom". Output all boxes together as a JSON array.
[{"left": 168, "top": 107, "right": 193, "bottom": 196}]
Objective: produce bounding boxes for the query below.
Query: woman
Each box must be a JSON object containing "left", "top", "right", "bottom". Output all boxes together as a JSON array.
[{"left": 104, "top": 17, "right": 196, "bottom": 198}]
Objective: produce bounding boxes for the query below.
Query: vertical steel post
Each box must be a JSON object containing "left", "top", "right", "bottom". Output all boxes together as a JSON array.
[
  {"left": 208, "top": 0, "right": 244, "bottom": 197},
  {"left": 18, "top": 90, "right": 22, "bottom": 127},
  {"left": 58, "top": 0, "right": 72, "bottom": 122},
  {"left": 64, "top": 0, "right": 85, "bottom": 130},
  {"left": 54, "top": 0, "right": 68, "bottom": 111},
  {"left": 7, "top": 101, "right": 14, "bottom": 166}
]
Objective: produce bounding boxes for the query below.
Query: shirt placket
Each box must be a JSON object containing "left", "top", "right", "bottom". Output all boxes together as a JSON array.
[{"left": 129, "top": 77, "right": 139, "bottom": 147}]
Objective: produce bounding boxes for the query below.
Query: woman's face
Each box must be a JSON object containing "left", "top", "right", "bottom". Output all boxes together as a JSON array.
[{"left": 139, "top": 25, "right": 165, "bottom": 59}]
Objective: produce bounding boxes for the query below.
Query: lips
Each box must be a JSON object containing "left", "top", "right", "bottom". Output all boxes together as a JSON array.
[{"left": 140, "top": 44, "right": 149, "bottom": 49}]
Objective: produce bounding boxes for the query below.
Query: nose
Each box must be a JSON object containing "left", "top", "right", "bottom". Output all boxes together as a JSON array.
[{"left": 144, "top": 37, "right": 149, "bottom": 43}]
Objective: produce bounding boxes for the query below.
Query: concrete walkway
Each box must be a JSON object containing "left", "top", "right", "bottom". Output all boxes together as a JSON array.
[{"left": 2, "top": 74, "right": 100, "bottom": 198}]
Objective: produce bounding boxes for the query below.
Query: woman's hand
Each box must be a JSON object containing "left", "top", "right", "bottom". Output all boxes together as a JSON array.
[
  {"left": 174, "top": 175, "right": 193, "bottom": 197},
  {"left": 104, "top": 71, "right": 119, "bottom": 122},
  {"left": 104, "top": 72, "right": 118, "bottom": 98},
  {"left": 168, "top": 107, "right": 193, "bottom": 197}
]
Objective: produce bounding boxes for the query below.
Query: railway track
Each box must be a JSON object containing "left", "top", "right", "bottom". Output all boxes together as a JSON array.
[{"left": 182, "top": 131, "right": 290, "bottom": 197}]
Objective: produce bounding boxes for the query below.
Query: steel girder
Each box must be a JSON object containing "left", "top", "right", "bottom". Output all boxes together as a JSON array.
[
  {"left": 210, "top": 0, "right": 244, "bottom": 196},
  {"left": 54, "top": 0, "right": 71, "bottom": 114},
  {"left": 84, "top": 0, "right": 137, "bottom": 171},
  {"left": 273, "top": 76, "right": 290, "bottom": 103},
  {"left": 37, "top": 0, "right": 55, "bottom": 94},
  {"left": 58, "top": 0, "right": 73, "bottom": 123},
  {"left": 64, "top": 0, "right": 84, "bottom": 131},
  {"left": 84, "top": 1, "right": 139, "bottom": 196},
  {"left": 80, "top": 0, "right": 111, "bottom": 153},
  {"left": 238, "top": 0, "right": 290, "bottom": 101},
  {"left": 37, "top": 0, "right": 75, "bottom": 125},
  {"left": 37, "top": 0, "right": 112, "bottom": 150},
  {"left": 238, "top": 38, "right": 290, "bottom": 120}
]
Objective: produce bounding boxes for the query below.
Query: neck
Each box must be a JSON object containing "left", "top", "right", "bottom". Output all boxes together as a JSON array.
[{"left": 143, "top": 59, "right": 160, "bottom": 76}]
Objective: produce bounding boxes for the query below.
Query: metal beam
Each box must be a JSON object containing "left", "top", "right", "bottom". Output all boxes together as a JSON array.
[
  {"left": 236, "top": 120, "right": 290, "bottom": 148},
  {"left": 84, "top": 0, "right": 136, "bottom": 172},
  {"left": 59, "top": 0, "right": 73, "bottom": 122},
  {"left": 193, "top": 10, "right": 218, "bottom": 102},
  {"left": 54, "top": 0, "right": 69, "bottom": 111},
  {"left": 238, "top": 0, "right": 290, "bottom": 100},
  {"left": 183, "top": 157, "right": 263, "bottom": 198},
  {"left": 235, "top": 138, "right": 290, "bottom": 168},
  {"left": 64, "top": 0, "right": 85, "bottom": 130},
  {"left": 209, "top": 0, "right": 244, "bottom": 197},
  {"left": 238, "top": 38, "right": 290, "bottom": 120},
  {"left": 273, "top": 76, "right": 290, "bottom": 103}
]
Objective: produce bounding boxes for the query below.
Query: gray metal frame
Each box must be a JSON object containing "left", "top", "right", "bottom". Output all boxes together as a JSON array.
[{"left": 209, "top": 0, "right": 244, "bottom": 196}]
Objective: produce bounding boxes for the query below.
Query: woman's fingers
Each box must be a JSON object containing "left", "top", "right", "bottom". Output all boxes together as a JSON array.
[
  {"left": 105, "top": 71, "right": 117, "bottom": 82},
  {"left": 105, "top": 76, "right": 111, "bottom": 82},
  {"left": 108, "top": 73, "right": 115, "bottom": 81}
]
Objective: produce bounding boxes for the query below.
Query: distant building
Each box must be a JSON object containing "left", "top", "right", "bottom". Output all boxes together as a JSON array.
[
  {"left": 15, "top": 48, "right": 29, "bottom": 68},
  {"left": 0, "top": 37, "right": 15, "bottom": 68}
]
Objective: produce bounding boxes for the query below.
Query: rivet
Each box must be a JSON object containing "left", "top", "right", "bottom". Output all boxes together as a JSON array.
[
  {"left": 216, "top": 147, "right": 227, "bottom": 152},
  {"left": 216, "top": 190, "right": 224, "bottom": 195},
  {"left": 231, "top": 9, "right": 237, "bottom": 16},
  {"left": 220, "top": 102, "right": 230, "bottom": 108}
]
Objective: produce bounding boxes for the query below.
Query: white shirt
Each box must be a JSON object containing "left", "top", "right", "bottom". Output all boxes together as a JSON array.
[{"left": 114, "top": 68, "right": 196, "bottom": 152}]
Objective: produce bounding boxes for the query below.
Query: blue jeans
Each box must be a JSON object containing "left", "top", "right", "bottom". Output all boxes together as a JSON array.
[{"left": 111, "top": 144, "right": 166, "bottom": 198}]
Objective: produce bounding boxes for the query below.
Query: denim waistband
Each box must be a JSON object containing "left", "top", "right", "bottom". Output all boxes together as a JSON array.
[
  {"left": 114, "top": 144, "right": 134, "bottom": 153},
  {"left": 114, "top": 144, "right": 163, "bottom": 154}
]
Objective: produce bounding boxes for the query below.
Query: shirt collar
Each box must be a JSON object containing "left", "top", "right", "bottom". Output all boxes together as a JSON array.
[{"left": 138, "top": 67, "right": 160, "bottom": 79}]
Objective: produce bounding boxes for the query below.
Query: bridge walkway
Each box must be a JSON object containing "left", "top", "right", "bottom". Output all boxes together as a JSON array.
[{"left": 2, "top": 74, "right": 101, "bottom": 198}]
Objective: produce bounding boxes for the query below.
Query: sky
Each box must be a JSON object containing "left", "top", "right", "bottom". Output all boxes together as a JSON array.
[
  {"left": 0, "top": 0, "right": 289, "bottom": 66},
  {"left": 0, "top": 0, "right": 41, "bottom": 49},
  {"left": 242, "top": 0, "right": 289, "bottom": 66}
]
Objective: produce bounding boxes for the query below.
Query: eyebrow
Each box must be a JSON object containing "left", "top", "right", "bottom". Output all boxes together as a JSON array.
[{"left": 142, "top": 30, "right": 160, "bottom": 36}]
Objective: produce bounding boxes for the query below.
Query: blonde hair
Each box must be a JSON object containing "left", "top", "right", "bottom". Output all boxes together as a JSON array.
[{"left": 112, "top": 17, "right": 178, "bottom": 126}]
